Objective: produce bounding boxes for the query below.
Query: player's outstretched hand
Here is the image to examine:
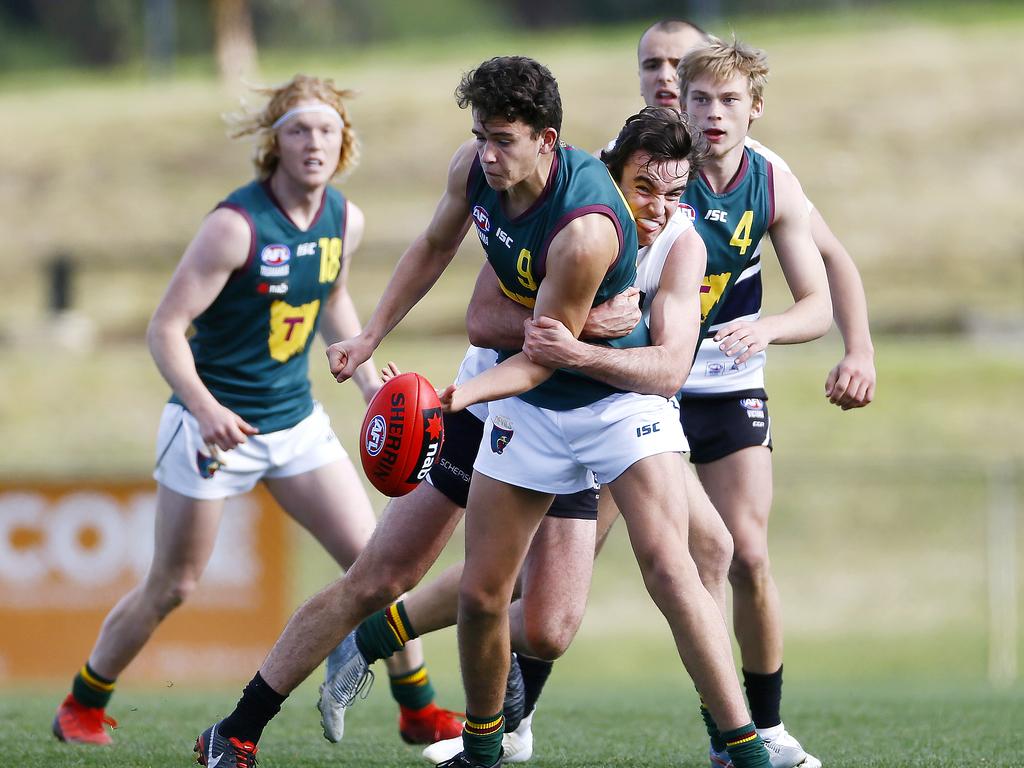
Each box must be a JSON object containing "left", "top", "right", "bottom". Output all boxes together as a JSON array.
[
  {"left": 581, "top": 286, "right": 641, "bottom": 340},
  {"left": 714, "top": 320, "right": 773, "bottom": 365},
  {"left": 194, "top": 402, "right": 259, "bottom": 452},
  {"left": 825, "top": 350, "right": 876, "bottom": 410},
  {"left": 437, "top": 383, "right": 462, "bottom": 413},
  {"left": 524, "top": 316, "right": 581, "bottom": 368},
  {"left": 380, "top": 362, "right": 402, "bottom": 383},
  {"left": 327, "top": 334, "right": 375, "bottom": 383}
]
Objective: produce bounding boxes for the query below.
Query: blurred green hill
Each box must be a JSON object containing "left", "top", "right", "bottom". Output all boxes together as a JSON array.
[{"left": 3, "top": 5, "right": 1023, "bottom": 338}]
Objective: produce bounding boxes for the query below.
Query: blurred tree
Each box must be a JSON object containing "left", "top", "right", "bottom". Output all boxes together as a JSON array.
[
  {"left": 28, "top": 0, "right": 138, "bottom": 65},
  {"left": 213, "top": 0, "right": 258, "bottom": 86},
  {"left": 144, "top": 0, "right": 176, "bottom": 77}
]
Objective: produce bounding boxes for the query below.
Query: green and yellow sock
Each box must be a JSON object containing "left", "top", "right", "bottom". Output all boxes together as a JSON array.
[
  {"left": 71, "top": 663, "right": 115, "bottom": 709},
  {"left": 356, "top": 601, "right": 418, "bottom": 664},
  {"left": 463, "top": 711, "right": 503, "bottom": 765},
  {"left": 389, "top": 664, "right": 436, "bottom": 710},
  {"left": 722, "top": 722, "right": 770, "bottom": 768},
  {"left": 699, "top": 696, "right": 727, "bottom": 752}
]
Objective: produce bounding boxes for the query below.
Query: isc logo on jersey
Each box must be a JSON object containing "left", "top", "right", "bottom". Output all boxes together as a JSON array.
[{"left": 261, "top": 244, "right": 291, "bottom": 277}]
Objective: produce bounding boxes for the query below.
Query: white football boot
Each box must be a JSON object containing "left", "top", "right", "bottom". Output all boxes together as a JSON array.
[
  {"left": 423, "top": 710, "right": 535, "bottom": 764},
  {"left": 758, "top": 723, "right": 822, "bottom": 768}
]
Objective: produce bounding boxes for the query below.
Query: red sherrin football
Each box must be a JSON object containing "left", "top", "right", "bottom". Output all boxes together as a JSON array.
[{"left": 360, "top": 372, "right": 445, "bottom": 497}]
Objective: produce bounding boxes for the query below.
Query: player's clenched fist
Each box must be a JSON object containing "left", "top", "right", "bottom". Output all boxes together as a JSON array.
[{"left": 327, "top": 334, "right": 375, "bottom": 382}]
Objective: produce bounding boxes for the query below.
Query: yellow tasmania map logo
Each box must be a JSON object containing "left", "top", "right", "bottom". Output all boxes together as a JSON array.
[
  {"left": 700, "top": 272, "right": 731, "bottom": 323},
  {"left": 269, "top": 299, "right": 320, "bottom": 362}
]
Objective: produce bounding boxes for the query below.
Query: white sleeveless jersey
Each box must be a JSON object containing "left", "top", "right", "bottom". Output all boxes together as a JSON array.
[
  {"left": 746, "top": 137, "right": 815, "bottom": 213},
  {"left": 634, "top": 207, "right": 694, "bottom": 328},
  {"left": 453, "top": 345, "right": 499, "bottom": 422}
]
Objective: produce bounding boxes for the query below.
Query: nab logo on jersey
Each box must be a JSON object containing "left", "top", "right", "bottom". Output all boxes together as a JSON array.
[
  {"left": 472, "top": 205, "right": 491, "bottom": 233},
  {"left": 705, "top": 210, "right": 728, "bottom": 223},
  {"left": 261, "top": 244, "right": 291, "bottom": 265}
]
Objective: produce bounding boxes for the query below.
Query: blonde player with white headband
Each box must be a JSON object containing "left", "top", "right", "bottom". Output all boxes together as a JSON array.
[{"left": 52, "top": 74, "right": 463, "bottom": 751}]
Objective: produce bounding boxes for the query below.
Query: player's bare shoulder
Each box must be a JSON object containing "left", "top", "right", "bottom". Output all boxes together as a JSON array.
[
  {"left": 549, "top": 211, "right": 619, "bottom": 268},
  {"left": 446, "top": 139, "right": 480, "bottom": 192},
  {"left": 768, "top": 164, "right": 811, "bottom": 226},
  {"left": 184, "top": 205, "right": 253, "bottom": 273}
]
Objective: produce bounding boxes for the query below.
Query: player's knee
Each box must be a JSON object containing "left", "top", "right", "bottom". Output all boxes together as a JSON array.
[
  {"left": 148, "top": 574, "right": 199, "bottom": 617},
  {"left": 729, "top": 543, "right": 770, "bottom": 587},
  {"left": 692, "top": 529, "right": 733, "bottom": 586},
  {"left": 458, "top": 581, "right": 507, "bottom": 622},
  {"left": 523, "top": 614, "right": 580, "bottom": 660}
]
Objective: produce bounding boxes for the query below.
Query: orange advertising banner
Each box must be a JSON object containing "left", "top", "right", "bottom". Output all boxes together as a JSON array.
[{"left": 0, "top": 481, "right": 290, "bottom": 682}]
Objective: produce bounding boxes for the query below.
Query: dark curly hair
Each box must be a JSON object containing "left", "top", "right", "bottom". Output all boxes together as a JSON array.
[
  {"left": 601, "top": 106, "right": 710, "bottom": 184},
  {"left": 455, "top": 56, "right": 562, "bottom": 136}
]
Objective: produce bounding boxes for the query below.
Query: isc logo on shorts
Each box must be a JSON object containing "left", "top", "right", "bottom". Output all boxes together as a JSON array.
[{"left": 635, "top": 422, "right": 661, "bottom": 438}]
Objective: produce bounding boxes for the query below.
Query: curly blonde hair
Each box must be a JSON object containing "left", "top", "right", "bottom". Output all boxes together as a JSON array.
[
  {"left": 678, "top": 36, "right": 770, "bottom": 108},
  {"left": 227, "top": 74, "right": 359, "bottom": 181}
]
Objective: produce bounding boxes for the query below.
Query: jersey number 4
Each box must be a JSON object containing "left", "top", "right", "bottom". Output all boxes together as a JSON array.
[{"left": 729, "top": 210, "right": 754, "bottom": 256}]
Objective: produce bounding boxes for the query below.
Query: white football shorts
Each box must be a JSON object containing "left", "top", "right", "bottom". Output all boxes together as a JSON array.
[
  {"left": 153, "top": 401, "right": 347, "bottom": 500},
  {"left": 473, "top": 391, "right": 687, "bottom": 494}
]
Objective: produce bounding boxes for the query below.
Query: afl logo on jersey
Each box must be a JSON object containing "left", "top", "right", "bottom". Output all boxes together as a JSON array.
[
  {"left": 678, "top": 203, "right": 697, "bottom": 221},
  {"left": 740, "top": 398, "right": 764, "bottom": 410},
  {"left": 472, "top": 205, "right": 491, "bottom": 233},
  {"left": 261, "top": 244, "right": 291, "bottom": 266}
]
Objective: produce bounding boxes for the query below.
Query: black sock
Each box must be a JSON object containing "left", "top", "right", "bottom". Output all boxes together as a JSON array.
[
  {"left": 218, "top": 672, "right": 287, "bottom": 745},
  {"left": 517, "top": 654, "right": 553, "bottom": 716},
  {"left": 742, "top": 665, "right": 783, "bottom": 730}
]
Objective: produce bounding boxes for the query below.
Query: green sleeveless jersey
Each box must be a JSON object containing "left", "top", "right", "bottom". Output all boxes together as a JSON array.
[
  {"left": 170, "top": 180, "right": 349, "bottom": 433},
  {"left": 683, "top": 146, "right": 773, "bottom": 338},
  {"left": 679, "top": 146, "right": 774, "bottom": 395},
  {"left": 467, "top": 143, "right": 644, "bottom": 410}
]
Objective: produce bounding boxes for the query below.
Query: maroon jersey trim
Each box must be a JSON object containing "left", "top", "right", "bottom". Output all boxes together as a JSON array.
[
  {"left": 215, "top": 202, "right": 257, "bottom": 281},
  {"left": 535, "top": 204, "right": 625, "bottom": 283}
]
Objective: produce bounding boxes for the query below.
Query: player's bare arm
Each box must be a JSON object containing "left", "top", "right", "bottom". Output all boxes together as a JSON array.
[
  {"left": 714, "top": 168, "right": 832, "bottom": 364},
  {"left": 810, "top": 208, "right": 876, "bottom": 409},
  {"left": 326, "top": 141, "right": 476, "bottom": 381},
  {"left": 442, "top": 213, "right": 618, "bottom": 411},
  {"left": 523, "top": 226, "right": 706, "bottom": 397},
  {"left": 466, "top": 261, "right": 641, "bottom": 349},
  {"left": 147, "top": 207, "right": 259, "bottom": 450},
  {"left": 318, "top": 201, "right": 381, "bottom": 403}
]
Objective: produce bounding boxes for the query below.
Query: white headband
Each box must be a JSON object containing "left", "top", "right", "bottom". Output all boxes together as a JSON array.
[{"left": 271, "top": 104, "right": 344, "bottom": 130}]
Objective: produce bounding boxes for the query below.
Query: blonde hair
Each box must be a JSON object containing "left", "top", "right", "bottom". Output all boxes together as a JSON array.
[
  {"left": 678, "top": 36, "right": 770, "bottom": 107},
  {"left": 227, "top": 74, "right": 359, "bottom": 181}
]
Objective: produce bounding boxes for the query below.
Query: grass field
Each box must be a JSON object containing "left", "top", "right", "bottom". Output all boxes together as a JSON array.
[{"left": 7, "top": 677, "right": 1022, "bottom": 766}]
